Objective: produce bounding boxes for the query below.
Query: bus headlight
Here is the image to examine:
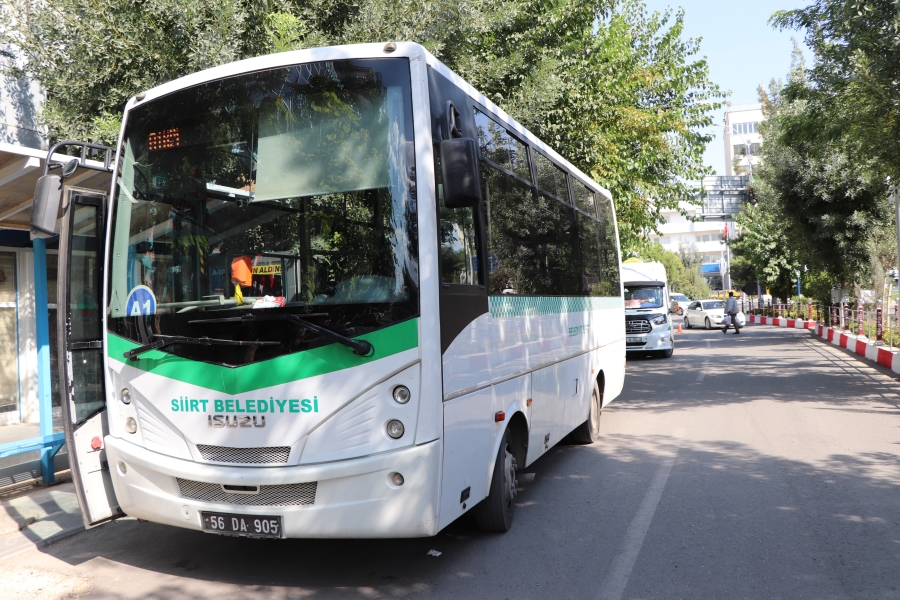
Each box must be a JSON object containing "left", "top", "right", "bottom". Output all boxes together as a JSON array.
[
  {"left": 392, "top": 385, "right": 411, "bottom": 404},
  {"left": 124, "top": 418, "right": 137, "bottom": 434},
  {"left": 386, "top": 420, "right": 405, "bottom": 439},
  {"left": 120, "top": 389, "right": 131, "bottom": 404}
]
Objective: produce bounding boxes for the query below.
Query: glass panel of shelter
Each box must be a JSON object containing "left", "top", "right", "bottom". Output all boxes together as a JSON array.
[{"left": 0, "top": 252, "right": 17, "bottom": 415}]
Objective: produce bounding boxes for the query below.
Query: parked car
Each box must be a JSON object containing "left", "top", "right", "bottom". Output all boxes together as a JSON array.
[
  {"left": 669, "top": 293, "right": 691, "bottom": 315},
  {"left": 684, "top": 300, "right": 726, "bottom": 329}
]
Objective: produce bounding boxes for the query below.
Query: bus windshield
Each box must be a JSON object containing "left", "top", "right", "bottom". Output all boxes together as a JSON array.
[{"left": 107, "top": 58, "right": 419, "bottom": 366}]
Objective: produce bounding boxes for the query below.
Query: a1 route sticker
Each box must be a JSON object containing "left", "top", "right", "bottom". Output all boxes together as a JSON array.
[{"left": 125, "top": 285, "right": 157, "bottom": 317}]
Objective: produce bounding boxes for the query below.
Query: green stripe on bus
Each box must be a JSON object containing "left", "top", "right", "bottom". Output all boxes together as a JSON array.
[
  {"left": 107, "top": 318, "right": 419, "bottom": 394},
  {"left": 488, "top": 296, "right": 623, "bottom": 318}
]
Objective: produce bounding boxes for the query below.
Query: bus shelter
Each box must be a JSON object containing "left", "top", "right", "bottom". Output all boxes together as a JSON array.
[{"left": 0, "top": 141, "right": 110, "bottom": 485}]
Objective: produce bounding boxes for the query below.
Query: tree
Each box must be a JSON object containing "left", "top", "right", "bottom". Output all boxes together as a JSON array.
[
  {"left": 0, "top": 0, "right": 723, "bottom": 248},
  {"left": 639, "top": 241, "right": 709, "bottom": 299}
]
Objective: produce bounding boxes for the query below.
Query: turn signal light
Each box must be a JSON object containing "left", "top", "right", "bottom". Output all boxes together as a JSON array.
[
  {"left": 386, "top": 419, "right": 405, "bottom": 439},
  {"left": 494, "top": 411, "right": 506, "bottom": 422}
]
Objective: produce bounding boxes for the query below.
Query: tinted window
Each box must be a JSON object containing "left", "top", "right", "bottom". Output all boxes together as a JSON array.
[
  {"left": 575, "top": 211, "right": 603, "bottom": 295},
  {"left": 703, "top": 301, "right": 725, "bottom": 310},
  {"left": 572, "top": 180, "right": 596, "bottom": 216},
  {"left": 435, "top": 147, "right": 480, "bottom": 286},
  {"left": 596, "top": 195, "right": 621, "bottom": 296},
  {"left": 534, "top": 151, "right": 568, "bottom": 201},
  {"left": 474, "top": 109, "right": 531, "bottom": 181}
]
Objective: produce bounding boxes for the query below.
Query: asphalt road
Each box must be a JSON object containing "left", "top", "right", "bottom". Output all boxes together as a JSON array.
[{"left": 6, "top": 322, "right": 900, "bottom": 599}]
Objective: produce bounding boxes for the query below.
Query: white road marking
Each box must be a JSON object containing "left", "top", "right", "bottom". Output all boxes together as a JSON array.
[
  {"left": 695, "top": 360, "right": 709, "bottom": 383},
  {"left": 598, "top": 428, "right": 685, "bottom": 600}
]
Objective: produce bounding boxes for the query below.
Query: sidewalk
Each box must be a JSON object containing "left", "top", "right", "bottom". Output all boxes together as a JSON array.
[{"left": 0, "top": 472, "right": 85, "bottom": 559}]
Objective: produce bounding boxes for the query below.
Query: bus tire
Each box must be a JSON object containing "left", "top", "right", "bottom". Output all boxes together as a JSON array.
[
  {"left": 475, "top": 428, "right": 517, "bottom": 532},
  {"left": 569, "top": 379, "right": 602, "bottom": 444}
]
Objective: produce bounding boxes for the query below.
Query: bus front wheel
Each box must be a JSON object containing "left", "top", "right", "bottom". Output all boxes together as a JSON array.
[{"left": 475, "top": 429, "right": 517, "bottom": 532}]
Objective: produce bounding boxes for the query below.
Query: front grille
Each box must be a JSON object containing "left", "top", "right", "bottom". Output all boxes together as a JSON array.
[
  {"left": 625, "top": 320, "right": 652, "bottom": 334},
  {"left": 176, "top": 478, "right": 317, "bottom": 506},
  {"left": 196, "top": 444, "right": 290, "bottom": 464}
]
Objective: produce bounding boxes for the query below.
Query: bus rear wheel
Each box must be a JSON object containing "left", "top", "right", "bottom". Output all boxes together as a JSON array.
[
  {"left": 475, "top": 429, "right": 517, "bottom": 532},
  {"left": 569, "top": 379, "right": 602, "bottom": 444}
]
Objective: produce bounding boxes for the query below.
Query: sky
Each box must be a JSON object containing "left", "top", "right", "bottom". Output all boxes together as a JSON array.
[{"left": 643, "top": 0, "right": 812, "bottom": 175}]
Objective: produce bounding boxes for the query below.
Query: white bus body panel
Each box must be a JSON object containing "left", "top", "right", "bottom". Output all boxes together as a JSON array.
[{"left": 106, "top": 436, "right": 441, "bottom": 538}]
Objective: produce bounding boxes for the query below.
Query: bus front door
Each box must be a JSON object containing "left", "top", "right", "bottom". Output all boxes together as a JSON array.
[{"left": 57, "top": 187, "right": 122, "bottom": 528}]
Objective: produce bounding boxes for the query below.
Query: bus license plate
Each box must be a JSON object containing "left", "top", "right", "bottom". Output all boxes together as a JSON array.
[
  {"left": 201, "top": 511, "right": 283, "bottom": 538},
  {"left": 626, "top": 336, "right": 645, "bottom": 344}
]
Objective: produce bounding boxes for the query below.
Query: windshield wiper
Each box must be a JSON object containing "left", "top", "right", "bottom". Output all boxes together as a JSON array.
[
  {"left": 124, "top": 335, "right": 280, "bottom": 360},
  {"left": 188, "top": 313, "right": 374, "bottom": 357}
]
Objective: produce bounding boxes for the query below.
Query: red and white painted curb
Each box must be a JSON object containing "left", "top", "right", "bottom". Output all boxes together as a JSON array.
[
  {"left": 812, "top": 323, "right": 900, "bottom": 371},
  {"left": 747, "top": 314, "right": 900, "bottom": 374},
  {"left": 747, "top": 314, "right": 816, "bottom": 330}
]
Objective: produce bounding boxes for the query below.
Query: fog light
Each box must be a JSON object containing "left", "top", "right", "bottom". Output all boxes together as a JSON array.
[
  {"left": 390, "top": 472, "right": 404, "bottom": 486},
  {"left": 120, "top": 388, "right": 131, "bottom": 404},
  {"left": 124, "top": 417, "right": 137, "bottom": 434},
  {"left": 392, "top": 385, "right": 410, "bottom": 404},
  {"left": 386, "top": 419, "right": 405, "bottom": 439},
  {"left": 117, "top": 461, "right": 127, "bottom": 475}
]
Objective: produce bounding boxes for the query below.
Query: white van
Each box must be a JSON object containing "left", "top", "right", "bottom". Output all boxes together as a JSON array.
[{"left": 621, "top": 262, "right": 674, "bottom": 358}]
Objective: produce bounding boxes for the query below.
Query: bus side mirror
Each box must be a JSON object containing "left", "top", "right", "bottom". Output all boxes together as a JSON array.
[
  {"left": 30, "top": 174, "right": 63, "bottom": 239},
  {"left": 440, "top": 138, "right": 482, "bottom": 208}
]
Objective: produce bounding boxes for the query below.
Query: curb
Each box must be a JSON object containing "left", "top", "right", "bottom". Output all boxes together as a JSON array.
[
  {"left": 810, "top": 322, "right": 900, "bottom": 372},
  {"left": 747, "top": 314, "right": 817, "bottom": 330},
  {"left": 747, "top": 315, "right": 900, "bottom": 375}
]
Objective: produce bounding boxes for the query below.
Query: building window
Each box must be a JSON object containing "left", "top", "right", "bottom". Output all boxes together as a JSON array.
[
  {"left": 733, "top": 142, "right": 761, "bottom": 157},
  {"left": 731, "top": 122, "right": 759, "bottom": 136},
  {"left": 658, "top": 237, "right": 670, "bottom": 245}
]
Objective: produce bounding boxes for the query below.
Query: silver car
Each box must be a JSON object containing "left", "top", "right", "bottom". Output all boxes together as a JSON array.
[
  {"left": 684, "top": 300, "right": 726, "bottom": 329},
  {"left": 669, "top": 293, "right": 691, "bottom": 315}
]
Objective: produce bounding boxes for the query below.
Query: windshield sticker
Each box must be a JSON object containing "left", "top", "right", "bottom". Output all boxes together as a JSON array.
[{"left": 125, "top": 285, "right": 157, "bottom": 317}]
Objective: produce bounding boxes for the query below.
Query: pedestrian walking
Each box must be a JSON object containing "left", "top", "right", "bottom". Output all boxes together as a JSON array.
[{"left": 723, "top": 291, "right": 740, "bottom": 334}]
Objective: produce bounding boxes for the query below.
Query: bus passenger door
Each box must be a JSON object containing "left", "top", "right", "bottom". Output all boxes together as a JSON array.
[{"left": 57, "top": 188, "right": 122, "bottom": 528}]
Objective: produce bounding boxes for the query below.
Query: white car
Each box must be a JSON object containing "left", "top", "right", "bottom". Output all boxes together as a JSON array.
[
  {"left": 669, "top": 293, "right": 691, "bottom": 315},
  {"left": 684, "top": 300, "right": 726, "bottom": 329}
]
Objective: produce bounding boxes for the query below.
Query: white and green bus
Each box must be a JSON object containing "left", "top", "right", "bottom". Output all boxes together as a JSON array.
[{"left": 42, "top": 42, "right": 624, "bottom": 538}]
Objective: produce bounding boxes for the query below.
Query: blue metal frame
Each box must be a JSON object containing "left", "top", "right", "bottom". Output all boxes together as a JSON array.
[
  {"left": 35, "top": 238, "right": 59, "bottom": 483},
  {"left": 0, "top": 432, "right": 65, "bottom": 459}
]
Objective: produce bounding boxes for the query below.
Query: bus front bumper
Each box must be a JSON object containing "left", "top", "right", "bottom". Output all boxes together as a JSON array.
[{"left": 104, "top": 436, "right": 441, "bottom": 538}]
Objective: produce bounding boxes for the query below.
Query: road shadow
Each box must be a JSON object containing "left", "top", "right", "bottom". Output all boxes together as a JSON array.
[{"left": 24, "top": 426, "right": 900, "bottom": 600}]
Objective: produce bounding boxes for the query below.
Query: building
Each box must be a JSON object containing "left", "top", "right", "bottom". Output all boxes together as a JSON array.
[
  {"left": 649, "top": 176, "right": 751, "bottom": 290},
  {"left": 0, "top": 47, "right": 110, "bottom": 483},
  {"left": 723, "top": 103, "right": 763, "bottom": 177}
]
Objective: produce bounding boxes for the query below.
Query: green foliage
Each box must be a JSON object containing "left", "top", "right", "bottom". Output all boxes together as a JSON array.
[
  {"left": 0, "top": 0, "right": 722, "bottom": 247},
  {"left": 747, "top": 6, "right": 900, "bottom": 296}
]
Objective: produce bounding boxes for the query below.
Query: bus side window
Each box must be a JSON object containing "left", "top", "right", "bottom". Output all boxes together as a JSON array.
[
  {"left": 435, "top": 146, "right": 481, "bottom": 286},
  {"left": 596, "top": 196, "right": 621, "bottom": 296}
]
